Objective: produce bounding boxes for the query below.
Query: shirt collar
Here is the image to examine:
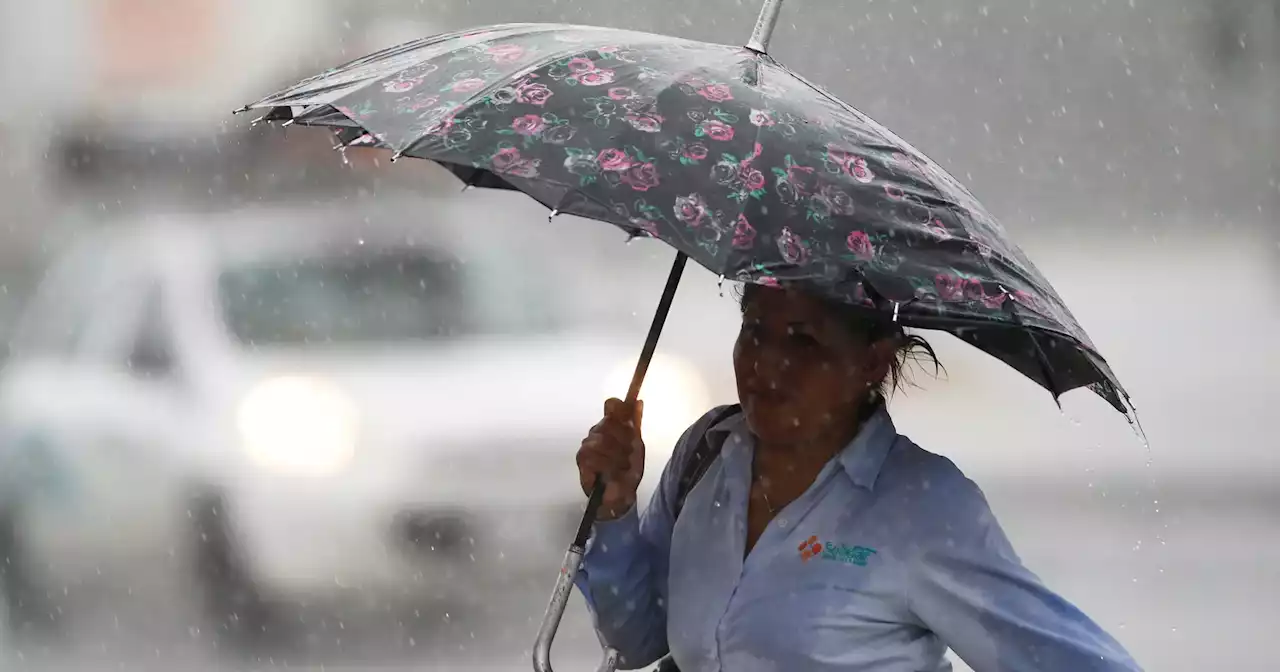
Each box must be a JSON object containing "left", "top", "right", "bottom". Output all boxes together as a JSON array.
[{"left": 707, "top": 404, "right": 898, "bottom": 491}]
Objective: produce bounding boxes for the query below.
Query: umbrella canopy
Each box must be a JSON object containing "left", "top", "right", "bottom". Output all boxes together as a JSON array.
[{"left": 242, "top": 22, "right": 1130, "bottom": 414}]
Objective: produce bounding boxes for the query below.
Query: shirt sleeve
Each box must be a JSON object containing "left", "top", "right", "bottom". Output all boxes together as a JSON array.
[
  {"left": 572, "top": 414, "right": 704, "bottom": 670},
  {"left": 905, "top": 480, "right": 1143, "bottom": 672}
]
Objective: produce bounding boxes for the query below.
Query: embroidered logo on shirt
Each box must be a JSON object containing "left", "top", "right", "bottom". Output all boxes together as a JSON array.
[{"left": 798, "top": 535, "right": 877, "bottom": 566}]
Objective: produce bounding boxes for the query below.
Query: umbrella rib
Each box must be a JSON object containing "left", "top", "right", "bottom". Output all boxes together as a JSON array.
[
  {"left": 729, "top": 134, "right": 766, "bottom": 271},
  {"left": 770, "top": 60, "right": 1049, "bottom": 315},
  {"left": 251, "top": 23, "right": 569, "bottom": 111},
  {"left": 997, "top": 296, "right": 1064, "bottom": 407},
  {"left": 786, "top": 59, "right": 1125, "bottom": 412},
  {"left": 772, "top": 61, "right": 916, "bottom": 153},
  {"left": 394, "top": 30, "right": 724, "bottom": 160},
  {"left": 770, "top": 60, "right": 969, "bottom": 210},
  {"left": 962, "top": 218, "right": 1130, "bottom": 413}
]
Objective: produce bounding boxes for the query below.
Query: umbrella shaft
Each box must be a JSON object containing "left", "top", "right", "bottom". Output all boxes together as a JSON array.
[
  {"left": 535, "top": 252, "right": 688, "bottom": 672},
  {"left": 576, "top": 251, "right": 687, "bottom": 553},
  {"left": 625, "top": 252, "right": 689, "bottom": 404}
]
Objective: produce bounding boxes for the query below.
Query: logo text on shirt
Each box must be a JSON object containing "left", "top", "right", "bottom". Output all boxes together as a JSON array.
[{"left": 798, "top": 535, "right": 877, "bottom": 566}]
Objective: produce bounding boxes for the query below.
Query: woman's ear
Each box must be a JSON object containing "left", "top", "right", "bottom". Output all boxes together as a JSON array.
[{"left": 864, "top": 338, "right": 898, "bottom": 388}]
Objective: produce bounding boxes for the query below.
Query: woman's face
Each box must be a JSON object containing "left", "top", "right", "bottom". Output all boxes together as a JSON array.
[{"left": 733, "top": 286, "right": 894, "bottom": 447}]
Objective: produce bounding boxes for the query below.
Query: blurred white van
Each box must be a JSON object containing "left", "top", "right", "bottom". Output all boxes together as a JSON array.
[{"left": 0, "top": 195, "right": 721, "bottom": 652}]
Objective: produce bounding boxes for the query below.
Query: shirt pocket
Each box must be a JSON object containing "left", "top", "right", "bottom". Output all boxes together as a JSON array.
[
  {"left": 793, "top": 557, "right": 883, "bottom": 597},
  {"left": 723, "top": 554, "right": 912, "bottom": 665},
  {"left": 765, "top": 545, "right": 907, "bottom": 623}
]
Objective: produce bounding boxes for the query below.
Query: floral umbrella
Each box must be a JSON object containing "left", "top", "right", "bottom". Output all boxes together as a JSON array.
[
  {"left": 240, "top": 21, "right": 1129, "bottom": 416},
  {"left": 235, "top": 2, "right": 1133, "bottom": 669}
]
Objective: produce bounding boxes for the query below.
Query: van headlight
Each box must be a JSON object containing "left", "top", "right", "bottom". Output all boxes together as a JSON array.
[
  {"left": 604, "top": 354, "right": 711, "bottom": 483},
  {"left": 236, "top": 376, "right": 360, "bottom": 476}
]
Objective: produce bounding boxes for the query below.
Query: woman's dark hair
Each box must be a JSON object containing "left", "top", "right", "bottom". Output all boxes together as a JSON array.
[{"left": 738, "top": 283, "right": 943, "bottom": 398}]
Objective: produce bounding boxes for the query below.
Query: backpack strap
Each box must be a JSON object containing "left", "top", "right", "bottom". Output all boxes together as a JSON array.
[
  {"left": 655, "top": 404, "right": 740, "bottom": 672},
  {"left": 672, "top": 403, "right": 741, "bottom": 520}
]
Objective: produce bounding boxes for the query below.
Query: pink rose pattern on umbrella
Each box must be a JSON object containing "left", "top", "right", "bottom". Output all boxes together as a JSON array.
[
  {"left": 253, "top": 25, "right": 1128, "bottom": 412},
  {"left": 281, "top": 32, "right": 1055, "bottom": 326}
]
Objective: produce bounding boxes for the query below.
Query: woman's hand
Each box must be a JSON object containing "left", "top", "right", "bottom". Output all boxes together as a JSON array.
[{"left": 576, "top": 398, "right": 645, "bottom": 521}]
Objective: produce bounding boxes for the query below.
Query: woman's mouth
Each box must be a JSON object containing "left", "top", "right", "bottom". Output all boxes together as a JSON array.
[{"left": 744, "top": 386, "right": 790, "bottom": 404}]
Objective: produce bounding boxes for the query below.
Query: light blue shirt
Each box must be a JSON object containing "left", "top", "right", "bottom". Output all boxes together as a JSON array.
[{"left": 575, "top": 406, "right": 1141, "bottom": 671}]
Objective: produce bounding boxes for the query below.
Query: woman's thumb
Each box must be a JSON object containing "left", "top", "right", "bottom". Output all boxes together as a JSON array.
[{"left": 634, "top": 399, "right": 644, "bottom": 432}]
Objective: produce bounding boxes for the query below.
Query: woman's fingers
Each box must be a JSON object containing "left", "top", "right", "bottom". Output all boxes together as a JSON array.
[
  {"left": 576, "top": 398, "right": 647, "bottom": 518},
  {"left": 577, "top": 435, "right": 632, "bottom": 475},
  {"left": 604, "top": 398, "right": 643, "bottom": 430}
]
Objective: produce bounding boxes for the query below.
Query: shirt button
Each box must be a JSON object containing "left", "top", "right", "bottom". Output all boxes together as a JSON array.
[{"left": 778, "top": 518, "right": 788, "bottom": 528}]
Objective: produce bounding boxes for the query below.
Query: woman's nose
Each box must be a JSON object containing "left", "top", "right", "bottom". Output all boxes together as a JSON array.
[{"left": 744, "top": 345, "right": 790, "bottom": 383}]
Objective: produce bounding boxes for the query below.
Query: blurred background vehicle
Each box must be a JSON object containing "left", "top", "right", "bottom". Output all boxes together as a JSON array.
[
  {"left": 0, "top": 0, "right": 1274, "bottom": 670},
  {"left": 0, "top": 197, "right": 728, "bottom": 657}
]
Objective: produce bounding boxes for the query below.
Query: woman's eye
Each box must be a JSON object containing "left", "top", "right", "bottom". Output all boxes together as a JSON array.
[{"left": 789, "top": 332, "right": 820, "bottom": 348}]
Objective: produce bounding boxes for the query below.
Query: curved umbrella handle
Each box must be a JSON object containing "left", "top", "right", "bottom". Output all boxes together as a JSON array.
[
  {"left": 533, "top": 478, "right": 616, "bottom": 672},
  {"left": 532, "top": 538, "right": 618, "bottom": 672},
  {"left": 532, "top": 253, "right": 688, "bottom": 672}
]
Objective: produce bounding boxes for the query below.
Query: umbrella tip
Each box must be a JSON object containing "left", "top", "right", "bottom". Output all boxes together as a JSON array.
[
  {"left": 231, "top": 105, "right": 250, "bottom": 115},
  {"left": 1127, "top": 404, "right": 1150, "bottom": 451},
  {"left": 548, "top": 208, "right": 560, "bottom": 222},
  {"left": 390, "top": 151, "right": 404, "bottom": 162},
  {"left": 745, "top": 0, "right": 785, "bottom": 54}
]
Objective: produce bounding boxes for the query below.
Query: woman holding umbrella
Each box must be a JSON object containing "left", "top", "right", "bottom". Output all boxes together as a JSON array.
[
  {"left": 236, "top": 1, "right": 1147, "bottom": 669},
  {"left": 573, "top": 282, "right": 1141, "bottom": 671}
]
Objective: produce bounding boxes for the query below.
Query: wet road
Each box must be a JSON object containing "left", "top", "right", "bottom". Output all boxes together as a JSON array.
[{"left": 2, "top": 492, "right": 1273, "bottom": 672}]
